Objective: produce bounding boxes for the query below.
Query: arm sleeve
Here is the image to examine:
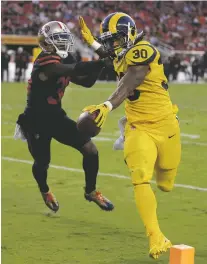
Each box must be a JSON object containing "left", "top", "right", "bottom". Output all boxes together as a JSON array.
[
  {"left": 43, "top": 63, "right": 76, "bottom": 77},
  {"left": 71, "top": 58, "right": 113, "bottom": 87},
  {"left": 73, "top": 60, "right": 105, "bottom": 75},
  {"left": 71, "top": 67, "right": 104, "bottom": 87},
  {"left": 43, "top": 60, "right": 105, "bottom": 78}
]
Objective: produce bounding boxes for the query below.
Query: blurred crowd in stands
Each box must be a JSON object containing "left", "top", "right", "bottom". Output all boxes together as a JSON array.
[
  {"left": 2, "top": 1, "right": 207, "bottom": 51},
  {"left": 1, "top": 46, "right": 30, "bottom": 82},
  {"left": 1, "top": 1, "right": 207, "bottom": 82}
]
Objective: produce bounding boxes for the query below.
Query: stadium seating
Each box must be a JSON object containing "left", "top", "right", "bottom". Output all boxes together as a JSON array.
[{"left": 2, "top": 1, "right": 207, "bottom": 51}]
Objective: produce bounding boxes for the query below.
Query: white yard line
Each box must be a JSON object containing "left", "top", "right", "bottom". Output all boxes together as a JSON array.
[
  {"left": 181, "top": 133, "right": 200, "bottom": 139},
  {"left": 93, "top": 137, "right": 114, "bottom": 142},
  {"left": 2, "top": 156, "right": 207, "bottom": 192},
  {"left": 1, "top": 135, "right": 115, "bottom": 141},
  {"left": 1, "top": 156, "right": 128, "bottom": 179},
  {"left": 2, "top": 135, "right": 207, "bottom": 146},
  {"left": 99, "top": 132, "right": 201, "bottom": 139},
  {"left": 1, "top": 120, "right": 191, "bottom": 126},
  {"left": 1, "top": 136, "right": 112, "bottom": 141},
  {"left": 2, "top": 121, "right": 16, "bottom": 125}
]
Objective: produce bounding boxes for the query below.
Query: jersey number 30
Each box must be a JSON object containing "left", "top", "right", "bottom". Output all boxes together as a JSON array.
[{"left": 133, "top": 49, "right": 148, "bottom": 59}]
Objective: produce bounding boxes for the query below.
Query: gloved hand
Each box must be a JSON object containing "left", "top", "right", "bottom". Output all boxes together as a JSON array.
[
  {"left": 83, "top": 102, "right": 112, "bottom": 128},
  {"left": 79, "top": 16, "right": 95, "bottom": 46}
]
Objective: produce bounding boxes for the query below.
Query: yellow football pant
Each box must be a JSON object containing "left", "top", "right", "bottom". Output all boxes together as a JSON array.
[
  {"left": 124, "top": 121, "right": 181, "bottom": 189},
  {"left": 124, "top": 120, "right": 181, "bottom": 234}
]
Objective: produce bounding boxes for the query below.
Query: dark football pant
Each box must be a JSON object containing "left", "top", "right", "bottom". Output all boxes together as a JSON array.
[{"left": 18, "top": 113, "right": 99, "bottom": 193}]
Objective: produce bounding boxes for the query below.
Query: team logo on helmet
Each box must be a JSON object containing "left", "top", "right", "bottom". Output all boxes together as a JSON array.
[
  {"left": 44, "top": 25, "right": 50, "bottom": 33},
  {"left": 38, "top": 21, "right": 74, "bottom": 59},
  {"left": 99, "top": 12, "right": 138, "bottom": 57}
]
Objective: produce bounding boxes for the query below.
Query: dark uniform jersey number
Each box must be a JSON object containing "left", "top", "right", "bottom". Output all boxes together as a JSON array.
[{"left": 133, "top": 49, "right": 148, "bottom": 59}]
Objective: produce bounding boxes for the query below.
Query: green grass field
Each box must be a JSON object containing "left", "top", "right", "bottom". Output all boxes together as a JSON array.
[{"left": 2, "top": 82, "right": 207, "bottom": 264}]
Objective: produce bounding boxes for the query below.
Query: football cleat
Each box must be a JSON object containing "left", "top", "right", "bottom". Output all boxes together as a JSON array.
[
  {"left": 41, "top": 190, "right": 59, "bottom": 213},
  {"left": 84, "top": 190, "right": 114, "bottom": 211},
  {"left": 148, "top": 232, "right": 172, "bottom": 259}
]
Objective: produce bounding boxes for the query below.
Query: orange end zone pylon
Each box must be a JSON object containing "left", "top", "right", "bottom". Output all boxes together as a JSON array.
[{"left": 170, "top": 245, "right": 195, "bottom": 264}]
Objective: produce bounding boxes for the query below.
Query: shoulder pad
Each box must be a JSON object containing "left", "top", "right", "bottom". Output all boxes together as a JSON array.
[
  {"left": 125, "top": 43, "right": 157, "bottom": 66},
  {"left": 35, "top": 52, "right": 61, "bottom": 67}
]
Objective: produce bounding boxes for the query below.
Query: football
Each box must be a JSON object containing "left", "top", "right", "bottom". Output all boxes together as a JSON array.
[{"left": 77, "top": 111, "right": 101, "bottom": 138}]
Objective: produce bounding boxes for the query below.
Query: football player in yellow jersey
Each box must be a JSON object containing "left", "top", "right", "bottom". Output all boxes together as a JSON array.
[{"left": 79, "top": 12, "right": 181, "bottom": 259}]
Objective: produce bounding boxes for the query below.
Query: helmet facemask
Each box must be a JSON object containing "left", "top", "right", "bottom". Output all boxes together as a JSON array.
[
  {"left": 38, "top": 22, "right": 74, "bottom": 59},
  {"left": 99, "top": 22, "right": 136, "bottom": 57},
  {"left": 45, "top": 32, "right": 74, "bottom": 58}
]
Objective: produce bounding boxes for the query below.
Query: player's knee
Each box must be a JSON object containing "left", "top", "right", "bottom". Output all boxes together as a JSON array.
[
  {"left": 33, "top": 159, "right": 50, "bottom": 171},
  {"left": 130, "top": 168, "right": 151, "bottom": 185},
  {"left": 156, "top": 168, "right": 176, "bottom": 192},
  {"left": 81, "top": 140, "right": 98, "bottom": 156},
  {"left": 157, "top": 182, "right": 174, "bottom": 192},
  {"left": 133, "top": 182, "right": 150, "bottom": 189}
]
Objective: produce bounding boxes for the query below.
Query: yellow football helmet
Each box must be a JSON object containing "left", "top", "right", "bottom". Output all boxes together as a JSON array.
[{"left": 99, "top": 12, "right": 138, "bottom": 56}]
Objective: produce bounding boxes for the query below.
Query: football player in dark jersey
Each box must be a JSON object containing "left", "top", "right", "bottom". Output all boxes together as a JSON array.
[{"left": 15, "top": 21, "right": 114, "bottom": 213}]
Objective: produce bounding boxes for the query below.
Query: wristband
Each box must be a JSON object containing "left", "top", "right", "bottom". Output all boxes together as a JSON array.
[
  {"left": 104, "top": 101, "right": 113, "bottom": 111},
  {"left": 91, "top": 40, "right": 102, "bottom": 51}
]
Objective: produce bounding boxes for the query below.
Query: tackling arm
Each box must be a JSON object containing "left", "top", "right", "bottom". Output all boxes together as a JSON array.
[
  {"left": 108, "top": 65, "right": 149, "bottom": 109},
  {"left": 70, "top": 58, "right": 112, "bottom": 87},
  {"left": 44, "top": 60, "right": 106, "bottom": 77},
  {"left": 70, "top": 69, "right": 103, "bottom": 88}
]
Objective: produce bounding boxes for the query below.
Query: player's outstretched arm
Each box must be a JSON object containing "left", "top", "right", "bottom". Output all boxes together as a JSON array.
[
  {"left": 70, "top": 58, "right": 112, "bottom": 87},
  {"left": 44, "top": 59, "right": 106, "bottom": 79},
  {"left": 83, "top": 65, "right": 148, "bottom": 128},
  {"left": 71, "top": 68, "right": 102, "bottom": 88},
  {"left": 43, "top": 57, "right": 111, "bottom": 88},
  {"left": 108, "top": 65, "right": 148, "bottom": 109}
]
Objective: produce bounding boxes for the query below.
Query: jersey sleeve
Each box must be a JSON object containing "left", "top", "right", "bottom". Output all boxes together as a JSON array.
[
  {"left": 42, "top": 60, "right": 105, "bottom": 79},
  {"left": 125, "top": 44, "right": 157, "bottom": 66},
  {"left": 35, "top": 54, "right": 61, "bottom": 67},
  {"left": 33, "top": 53, "right": 75, "bottom": 78}
]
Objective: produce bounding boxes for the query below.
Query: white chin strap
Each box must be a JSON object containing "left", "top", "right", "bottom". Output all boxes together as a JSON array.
[{"left": 56, "top": 50, "right": 68, "bottom": 59}]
